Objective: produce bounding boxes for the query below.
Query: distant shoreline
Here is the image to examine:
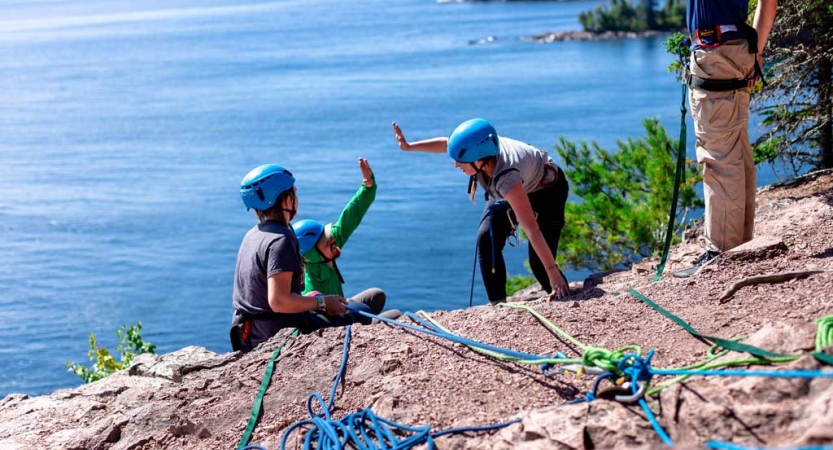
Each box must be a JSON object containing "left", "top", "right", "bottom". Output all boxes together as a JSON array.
[
  {"left": 467, "top": 29, "right": 683, "bottom": 45},
  {"left": 525, "top": 29, "right": 682, "bottom": 43}
]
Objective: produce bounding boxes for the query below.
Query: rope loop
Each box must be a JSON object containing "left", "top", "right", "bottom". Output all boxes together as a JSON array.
[{"left": 582, "top": 347, "right": 625, "bottom": 372}]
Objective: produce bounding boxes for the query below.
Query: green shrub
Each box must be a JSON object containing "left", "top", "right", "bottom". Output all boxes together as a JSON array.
[
  {"left": 66, "top": 322, "right": 156, "bottom": 383},
  {"left": 555, "top": 118, "right": 703, "bottom": 271}
]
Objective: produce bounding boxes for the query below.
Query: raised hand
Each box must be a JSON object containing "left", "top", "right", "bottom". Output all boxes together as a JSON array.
[
  {"left": 392, "top": 122, "right": 411, "bottom": 151},
  {"left": 358, "top": 157, "right": 374, "bottom": 188}
]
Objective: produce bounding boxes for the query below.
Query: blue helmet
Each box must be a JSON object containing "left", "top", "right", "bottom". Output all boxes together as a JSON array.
[
  {"left": 447, "top": 119, "right": 499, "bottom": 163},
  {"left": 293, "top": 219, "right": 325, "bottom": 255},
  {"left": 240, "top": 164, "right": 295, "bottom": 211}
]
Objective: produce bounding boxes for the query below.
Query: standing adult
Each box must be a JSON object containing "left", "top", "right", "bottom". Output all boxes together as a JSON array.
[
  {"left": 393, "top": 119, "right": 570, "bottom": 304},
  {"left": 674, "top": 0, "right": 778, "bottom": 278}
]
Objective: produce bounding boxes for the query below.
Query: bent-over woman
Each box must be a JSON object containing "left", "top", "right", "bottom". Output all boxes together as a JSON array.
[{"left": 393, "top": 119, "right": 570, "bottom": 304}]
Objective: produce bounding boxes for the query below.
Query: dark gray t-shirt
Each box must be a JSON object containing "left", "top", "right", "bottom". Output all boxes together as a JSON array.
[
  {"left": 476, "top": 137, "right": 557, "bottom": 200},
  {"left": 231, "top": 221, "right": 305, "bottom": 347}
]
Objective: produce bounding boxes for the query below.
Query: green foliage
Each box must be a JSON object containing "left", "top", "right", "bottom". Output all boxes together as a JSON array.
[
  {"left": 752, "top": 0, "right": 833, "bottom": 169},
  {"left": 753, "top": 134, "right": 785, "bottom": 164},
  {"left": 663, "top": 32, "right": 690, "bottom": 80},
  {"left": 554, "top": 118, "right": 703, "bottom": 271},
  {"left": 66, "top": 322, "right": 156, "bottom": 383},
  {"left": 579, "top": 0, "right": 686, "bottom": 33},
  {"left": 506, "top": 274, "right": 537, "bottom": 297}
]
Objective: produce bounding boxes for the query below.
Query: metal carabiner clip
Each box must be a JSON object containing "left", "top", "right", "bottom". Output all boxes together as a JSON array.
[
  {"left": 506, "top": 208, "right": 520, "bottom": 247},
  {"left": 613, "top": 381, "right": 647, "bottom": 404},
  {"left": 507, "top": 229, "right": 520, "bottom": 247}
]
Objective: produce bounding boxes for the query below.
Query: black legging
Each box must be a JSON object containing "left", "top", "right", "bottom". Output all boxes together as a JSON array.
[{"left": 476, "top": 167, "right": 568, "bottom": 302}]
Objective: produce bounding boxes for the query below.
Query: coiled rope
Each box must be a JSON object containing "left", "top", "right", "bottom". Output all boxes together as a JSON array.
[{"left": 246, "top": 325, "right": 521, "bottom": 450}]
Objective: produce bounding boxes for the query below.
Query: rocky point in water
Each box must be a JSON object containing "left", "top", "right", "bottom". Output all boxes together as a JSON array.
[{"left": 1, "top": 170, "right": 832, "bottom": 449}]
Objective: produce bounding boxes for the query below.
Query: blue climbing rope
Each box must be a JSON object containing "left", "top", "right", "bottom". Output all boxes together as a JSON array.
[
  {"left": 566, "top": 349, "right": 833, "bottom": 447},
  {"left": 356, "top": 310, "right": 545, "bottom": 361},
  {"left": 249, "top": 324, "right": 523, "bottom": 450},
  {"left": 706, "top": 441, "right": 833, "bottom": 450},
  {"left": 651, "top": 367, "right": 833, "bottom": 379}
]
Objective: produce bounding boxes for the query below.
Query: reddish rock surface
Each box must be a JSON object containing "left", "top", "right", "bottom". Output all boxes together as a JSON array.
[{"left": 1, "top": 170, "right": 832, "bottom": 450}]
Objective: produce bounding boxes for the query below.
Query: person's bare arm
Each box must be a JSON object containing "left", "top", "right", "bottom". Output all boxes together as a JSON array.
[
  {"left": 392, "top": 122, "right": 447, "bottom": 154},
  {"left": 268, "top": 272, "right": 347, "bottom": 314},
  {"left": 503, "top": 184, "right": 569, "bottom": 300},
  {"left": 753, "top": 0, "right": 778, "bottom": 69}
]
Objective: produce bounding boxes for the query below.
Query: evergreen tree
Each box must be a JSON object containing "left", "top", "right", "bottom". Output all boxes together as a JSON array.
[
  {"left": 753, "top": 0, "right": 833, "bottom": 169},
  {"left": 579, "top": 0, "right": 685, "bottom": 33},
  {"left": 554, "top": 119, "right": 702, "bottom": 271}
]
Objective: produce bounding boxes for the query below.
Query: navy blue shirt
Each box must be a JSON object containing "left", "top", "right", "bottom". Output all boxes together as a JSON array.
[{"left": 687, "top": 0, "right": 748, "bottom": 32}]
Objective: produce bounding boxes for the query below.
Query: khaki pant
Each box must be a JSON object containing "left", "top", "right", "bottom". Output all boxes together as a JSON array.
[{"left": 689, "top": 39, "right": 757, "bottom": 252}]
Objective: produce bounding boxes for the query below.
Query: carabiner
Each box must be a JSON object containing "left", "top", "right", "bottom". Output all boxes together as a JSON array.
[
  {"left": 507, "top": 229, "right": 520, "bottom": 247},
  {"left": 613, "top": 381, "right": 647, "bottom": 404},
  {"left": 506, "top": 208, "right": 521, "bottom": 247}
]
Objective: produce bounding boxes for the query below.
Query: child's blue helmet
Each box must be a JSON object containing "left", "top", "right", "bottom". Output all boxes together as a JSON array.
[
  {"left": 240, "top": 164, "right": 295, "bottom": 211},
  {"left": 447, "top": 119, "right": 499, "bottom": 163},
  {"left": 293, "top": 219, "right": 325, "bottom": 255}
]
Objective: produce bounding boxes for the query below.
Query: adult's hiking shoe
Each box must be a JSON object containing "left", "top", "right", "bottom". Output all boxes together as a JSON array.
[{"left": 673, "top": 250, "right": 721, "bottom": 278}]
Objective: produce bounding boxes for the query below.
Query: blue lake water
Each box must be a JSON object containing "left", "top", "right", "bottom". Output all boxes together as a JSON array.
[{"left": 0, "top": 0, "right": 779, "bottom": 396}]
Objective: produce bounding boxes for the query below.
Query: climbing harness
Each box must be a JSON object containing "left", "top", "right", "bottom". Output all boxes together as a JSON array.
[
  {"left": 687, "top": 22, "right": 766, "bottom": 91},
  {"left": 491, "top": 200, "right": 521, "bottom": 248}
]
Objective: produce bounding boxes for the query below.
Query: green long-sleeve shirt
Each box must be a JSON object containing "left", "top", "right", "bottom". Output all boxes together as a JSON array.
[{"left": 302, "top": 179, "right": 376, "bottom": 297}]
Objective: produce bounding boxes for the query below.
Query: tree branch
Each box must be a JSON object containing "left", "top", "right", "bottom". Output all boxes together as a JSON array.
[{"left": 717, "top": 270, "right": 830, "bottom": 304}]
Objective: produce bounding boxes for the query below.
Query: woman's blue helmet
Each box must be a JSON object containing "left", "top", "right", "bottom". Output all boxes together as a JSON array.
[
  {"left": 293, "top": 219, "right": 325, "bottom": 255},
  {"left": 240, "top": 164, "right": 295, "bottom": 211},
  {"left": 447, "top": 119, "right": 499, "bottom": 163}
]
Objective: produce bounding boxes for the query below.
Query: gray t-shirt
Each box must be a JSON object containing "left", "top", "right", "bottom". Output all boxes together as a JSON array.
[
  {"left": 231, "top": 221, "right": 305, "bottom": 347},
  {"left": 477, "top": 137, "right": 557, "bottom": 200}
]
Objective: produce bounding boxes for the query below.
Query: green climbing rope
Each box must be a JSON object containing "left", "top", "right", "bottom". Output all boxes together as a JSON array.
[
  {"left": 654, "top": 76, "right": 690, "bottom": 281},
  {"left": 237, "top": 329, "right": 300, "bottom": 450},
  {"left": 645, "top": 339, "right": 798, "bottom": 396},
  {"left": 416, "top": 300, "right": 831, "bottom": 399},
  {"left": 628, "top": 289, "right": 786, "bottom": 359},
  {"left": 417, "top": 305, "right": 640, "bottom": 373},
  {"left": 814, "top": 315, "right": 833, "bottom": 365}
]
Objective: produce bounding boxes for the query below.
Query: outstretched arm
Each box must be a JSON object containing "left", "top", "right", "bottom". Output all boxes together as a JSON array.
[
  {"left": 392, "top": 122, "right": 447, "bottom": 154},
  {"left": 503, "top": 183, "right": 569, "bottom": 300}
]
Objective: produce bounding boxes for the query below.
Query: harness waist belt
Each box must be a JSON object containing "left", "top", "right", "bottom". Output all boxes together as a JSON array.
[
  {"left": 686, "top": 73, "right": 751, "bottom": 92},
  {"left": 693, "top": 23, "right": 751, "bottom": 49}
]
